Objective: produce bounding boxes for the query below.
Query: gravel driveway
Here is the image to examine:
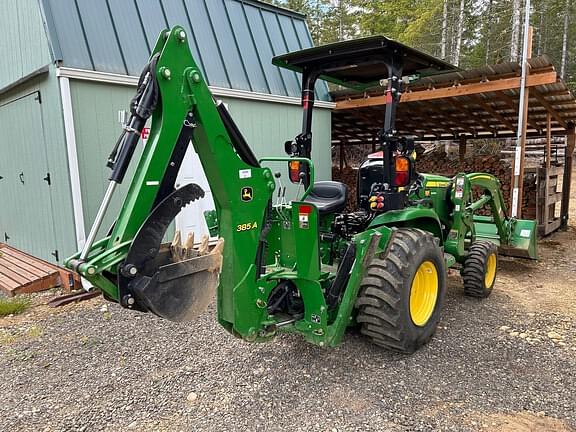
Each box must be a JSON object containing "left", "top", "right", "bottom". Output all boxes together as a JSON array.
[
  {"left": 3, "top": 181, "right": 576, "bottom": 432},
  {"left": 1, "top": 251, "right": 575, "bottom": 432}
]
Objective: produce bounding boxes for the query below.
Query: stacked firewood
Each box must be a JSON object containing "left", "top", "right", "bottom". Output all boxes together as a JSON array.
[
  {"left": 332, "top": 151, "right": 537, "bottom": 218},
  {"left": 416, "top": 152, "right": 536, "bottom": 218}
]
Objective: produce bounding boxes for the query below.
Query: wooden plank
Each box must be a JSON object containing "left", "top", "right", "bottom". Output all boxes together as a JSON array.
[
  {"left": 13, "top": 273, "right": 60, "bottom": 296},
  {"left": 442, "top": 98, "right": 493, "bottom": 134},
  {"left": 0, "top": 244, "right": 70, "bottom": 296},
  {"left": 494, "top": 91, "right": 540, "bottom": 130},
  {"left": 0, "top": 256, "right": 37, "bottom": 282},
  {"left": 544, "top": 218, "right": 562, "bottom": 235},
  {"left": 546, "top": 192, "right": 563, "bottom": 205},
  {"left": 0, "top": 272, "right": 19, "bottom": 291},
  {"left": 335, "top": 71, "right": 558, "bottom": 110},
  {"left": 468, "top": 94, "right": 518, "bottom": 131},
  {"left": 548, "top": 166, "right": 564, "bottom": 176},
  {"left": 0, "top": 252, "right": 50, "bottom": 278},
  {"left": 532, "top": 89, "right": 568, "bottom": 129},
  {"left": 0, "top": 265, "right": 33, "bottom": 286},
  {"left": 1, "top": 246, "right": 55, "bottom": 273}
]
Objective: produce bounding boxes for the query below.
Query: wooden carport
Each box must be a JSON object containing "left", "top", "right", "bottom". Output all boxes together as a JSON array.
[{"left": 332, "top": 55, "right": 576, "bottom": 235}]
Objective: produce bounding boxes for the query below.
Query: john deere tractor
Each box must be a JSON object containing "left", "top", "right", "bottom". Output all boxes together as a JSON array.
[{"left": 66, "top": 28, "right": 537, "bottom": 353}]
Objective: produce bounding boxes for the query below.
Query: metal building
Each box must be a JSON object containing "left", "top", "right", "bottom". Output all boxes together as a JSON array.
[{"left": 0, "top": 0, "right": 333, "bottom": 264}]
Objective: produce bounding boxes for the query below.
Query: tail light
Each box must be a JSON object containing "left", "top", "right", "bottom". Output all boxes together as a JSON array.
[
  {"left": 394, "top": 156, "right": 410, "bottom": 187},
  {"left": 289, "top": 160, "right": 301, "bottom": 183}
]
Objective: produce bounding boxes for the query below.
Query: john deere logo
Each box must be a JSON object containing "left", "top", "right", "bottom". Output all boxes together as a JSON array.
[{"left": 241, "top": 187, "right": 253, "bottom": 202}]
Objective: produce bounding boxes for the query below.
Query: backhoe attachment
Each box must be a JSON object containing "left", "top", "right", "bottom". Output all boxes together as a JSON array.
[{"left": 65, "top": 28, "right": 230, "bottom": 321}]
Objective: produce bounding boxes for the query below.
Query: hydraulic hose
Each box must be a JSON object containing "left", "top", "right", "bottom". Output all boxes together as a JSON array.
[{"left": 109, "top": 54, "right": 160, "bottom": 184}]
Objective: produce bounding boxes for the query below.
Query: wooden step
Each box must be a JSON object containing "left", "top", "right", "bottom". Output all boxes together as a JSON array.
[{"left": 0, "top": 244, "right": 79, "bottom": 297}]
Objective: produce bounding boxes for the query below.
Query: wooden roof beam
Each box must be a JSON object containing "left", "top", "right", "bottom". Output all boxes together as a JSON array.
[
  {"left": 338, "top": 108, "right": 444, "bottom": 138},
  {"left": 335, "top": 71, "right": 558, "bottom": 110},
  {"left": 398, "top": 101, "right": 480, "bottom": 135},
  {"left": 532, "top": 89, "right": 568, "bottom": 129},
  {"left": 494, "top": 91, "right": 540, "bottom": 131},
  {"left": 467, "top": 94, "right": 519, "bottom": 131},
  {"left": 442, "top": 98, "right": 497, "bottom": 134}
]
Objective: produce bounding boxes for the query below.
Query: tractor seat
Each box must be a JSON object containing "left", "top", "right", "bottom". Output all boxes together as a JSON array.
[{"left": 304, "top": 181, "right": 348, "bottom": 215}]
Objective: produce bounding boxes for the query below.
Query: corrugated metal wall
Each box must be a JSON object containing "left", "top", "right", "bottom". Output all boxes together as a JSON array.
[
  {"left": 0, "top": 0, "right": 52, "bottom": 90},
  {"left": 0, "top": 70, "right": 76, "bottom": 263},
  {"left": 69, "top": 80, "right": 332, "bottom": 237}
]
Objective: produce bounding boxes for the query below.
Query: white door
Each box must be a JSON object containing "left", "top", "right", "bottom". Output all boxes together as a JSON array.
[{"left": 175, "top": 143, "right": 216, "bottom": 241}]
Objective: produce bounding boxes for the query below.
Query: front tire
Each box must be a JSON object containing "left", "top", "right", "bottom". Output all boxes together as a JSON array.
[
  {"left": 355, "top": 228, "right": 446, "bottom": 354},
  {"left": 462, "top": 241, "right": 498, "bottom": 298}
]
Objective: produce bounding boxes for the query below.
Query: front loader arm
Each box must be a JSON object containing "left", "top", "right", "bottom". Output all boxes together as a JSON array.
[{"left": 66, "top": 27, "right": 275, "bottom": 328}]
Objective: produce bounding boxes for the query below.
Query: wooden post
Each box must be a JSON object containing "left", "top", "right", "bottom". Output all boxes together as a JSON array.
[
  {"left": 459, "top": 135, "right": 467, "bottom": 162},
  {"left": 543, "top": 113, "right": 552, "bottom": 227},
  {"left": 512, "top": 26, "right": 533, "bottom": 218},
  {"left": 561, "top": 123, "right": 575, "bottom": 229},
  {"left": 339, "top": 140, "right": 345, "bottom": 171}
]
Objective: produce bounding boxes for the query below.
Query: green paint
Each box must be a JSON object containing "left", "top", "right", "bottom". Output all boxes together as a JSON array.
[
  {"left": 0, "top": 67, "right": 76, "bottom": 263},
  {"left": 0, "top": 0, "right": 51, "bottom": 89}
]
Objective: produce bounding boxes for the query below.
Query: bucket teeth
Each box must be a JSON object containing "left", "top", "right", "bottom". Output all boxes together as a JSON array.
[
  {"left": 184, "top": 232, "right": 195, "bottom": 249},
  {"left": 171, "top": 230, "right": 181, "bottom": 250},
  {"left": 197, "top": 235, "right": 209, "bottom": 256},
  {"left": 210, "top": 237, "right": 225, "bottom": 256},
  {"left": 170, "top": 231, "right": 218, "bottom": 262}
]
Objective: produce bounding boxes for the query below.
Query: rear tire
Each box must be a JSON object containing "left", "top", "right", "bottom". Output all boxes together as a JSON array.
[
  {"left": 462, "top": 241, "right": 498, "bottom": 298},
  {"left": 355, "top": 228, "right": 446, "bottom": 354}
]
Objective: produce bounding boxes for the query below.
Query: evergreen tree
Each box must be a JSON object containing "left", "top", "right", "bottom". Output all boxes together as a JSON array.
[{"left": 265, "top": 0, "right": 576, "bottom": 89}]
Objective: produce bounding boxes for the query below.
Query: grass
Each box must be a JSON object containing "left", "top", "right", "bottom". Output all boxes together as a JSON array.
[{"left": 0, "top": 297, "right": 31, "bottom": 317}]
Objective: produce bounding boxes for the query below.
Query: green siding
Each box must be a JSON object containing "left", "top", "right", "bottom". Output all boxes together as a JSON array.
[
  {"left": 0, "top": 0, "right": 52, "bottom": 90},
  {"left": 0, "top": 67, "right": 76, "bottom": 263},
  {"left": 69, "top": 81, "right": 139, "bottom": 239},
  {"left": 219, "top": 97, "right": 332, "bottom": 182},
  {"left": 70, "top": 80, "right": 332, "bottom": 236}
]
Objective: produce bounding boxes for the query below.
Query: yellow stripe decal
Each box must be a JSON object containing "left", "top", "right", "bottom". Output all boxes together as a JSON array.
[
  {"left": 469, "top": 174, "right": 493, "bottom": 181},
  {"left": 426, "top": 181, "right": 449, "bottom": 188}
]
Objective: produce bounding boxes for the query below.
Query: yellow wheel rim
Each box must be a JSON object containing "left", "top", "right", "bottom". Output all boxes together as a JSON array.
[
  {"left": 484, "top": 253, "right": 497, "bottom": 288},
  {"left": 409, "top": 261, "right": 439, "bottom": 327}
]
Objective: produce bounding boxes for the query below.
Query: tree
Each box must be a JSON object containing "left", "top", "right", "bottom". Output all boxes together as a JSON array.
[
  {"left": 267, "top": 0, "right": 576, "bottom": 90},
  {"left": 560, "top": 0, "right": 569, "bottom": 78},
  {"left": 510, "top": 0, "right": 521, "bottom": 61},
  {"left": 453, "top": 0, "right": 466, "bottom": 65},
  {"left": 441, "top": 0, "right": 449, "bottom": 59}
]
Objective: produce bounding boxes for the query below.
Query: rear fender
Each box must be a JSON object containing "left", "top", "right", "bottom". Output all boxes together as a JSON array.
[{"left": 368, "top": 208, "right": 444, "bottom": 245}]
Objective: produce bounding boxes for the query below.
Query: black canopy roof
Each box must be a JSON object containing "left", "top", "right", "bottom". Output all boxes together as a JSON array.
[{"left": 273, "top": 36, "right": 457, "bottom": 90}]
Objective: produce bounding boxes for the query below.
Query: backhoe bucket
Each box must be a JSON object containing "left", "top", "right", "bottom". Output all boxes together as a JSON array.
[
  {"left": 128, "top": 239, "right": 224, "bottom": 322},
  {"left": 115, "top": 184, "right": 224, "bottom": 321}
]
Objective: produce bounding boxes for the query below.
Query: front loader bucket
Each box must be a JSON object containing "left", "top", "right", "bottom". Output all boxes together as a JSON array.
[
  {"left": 500, "top": 218, "right": 538, "bottom": 259},
  {"left": 129, "top": 240, "right": 223, "bottom": 322},
  {"left": 474, "top": 217, "right": 538, "bottom": 259}
]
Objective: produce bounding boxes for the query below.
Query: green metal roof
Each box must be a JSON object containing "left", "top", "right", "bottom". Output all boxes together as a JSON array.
[{"left": 39, "top": 0, "right": 330, "bottom": 100}]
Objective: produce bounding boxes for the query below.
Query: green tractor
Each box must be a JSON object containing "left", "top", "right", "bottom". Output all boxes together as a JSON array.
[{"left": 66, "top": 27, "right": 537, "bottom": 353}]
